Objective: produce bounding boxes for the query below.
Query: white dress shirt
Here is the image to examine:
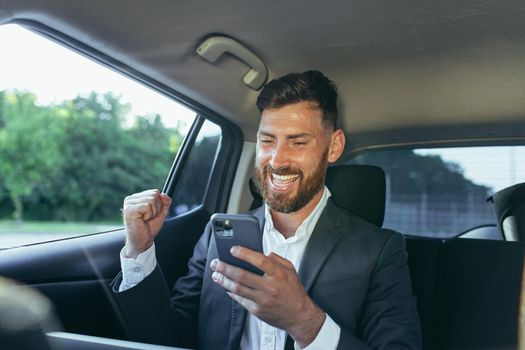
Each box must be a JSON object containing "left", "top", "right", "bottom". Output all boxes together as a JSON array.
[{"left": 120, "top": 186, "right": 340, "bottom": 350}]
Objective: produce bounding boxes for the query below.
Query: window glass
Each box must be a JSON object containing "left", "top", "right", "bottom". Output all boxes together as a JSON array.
[
  {"left": 0, "top": 24, "right": 196, "bottom": 248},
  {"left": 171, "top": 120, "right": 222, "bottom": 215},
  {"left": 348, "top": 146, "right": 525, "bottom": 238}
]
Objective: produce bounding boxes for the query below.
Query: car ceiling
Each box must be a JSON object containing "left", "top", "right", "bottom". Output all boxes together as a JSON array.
[{"left": 1, "top": 0, "right": 525, "bottom": 154}]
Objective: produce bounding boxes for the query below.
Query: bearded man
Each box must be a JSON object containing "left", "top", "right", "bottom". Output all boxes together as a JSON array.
[{"left": 111, "top": 70, "right": 421, "bottom": 350}]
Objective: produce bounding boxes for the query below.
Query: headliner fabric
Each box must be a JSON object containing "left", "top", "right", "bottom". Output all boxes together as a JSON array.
[{"left": 4, "top": 1, "right": 525, "bottom": 148}]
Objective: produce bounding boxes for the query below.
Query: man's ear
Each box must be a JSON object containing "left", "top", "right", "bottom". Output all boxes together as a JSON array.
[{"left": 327, "top": 129, "right": 345, "bottom": 163}]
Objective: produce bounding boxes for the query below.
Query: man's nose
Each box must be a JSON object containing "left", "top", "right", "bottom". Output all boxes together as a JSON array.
[{"left": 270, "top": 143, "right": 290, "bottom": 169}]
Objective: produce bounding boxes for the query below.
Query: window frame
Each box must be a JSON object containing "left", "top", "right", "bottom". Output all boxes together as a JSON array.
[
  {"left": 163, "top": 114, "right": 243, "bottom": 216},
  {"left": 1, "top": 19, "right": 244, "bottom": 239},
  {"left": 21, "top": 19, "right": 243, "bottom": 208},
  {"left": 345, "top": 143, "right": 525, "bottom": 239}
]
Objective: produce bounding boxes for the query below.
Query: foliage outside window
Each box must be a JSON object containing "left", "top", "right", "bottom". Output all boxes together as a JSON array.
[
  {"left": 0, "top": 24, "right": 195, "bottom": 248},
  {"left": 0, "top": 91, "right": 184, "bottom": 223}
]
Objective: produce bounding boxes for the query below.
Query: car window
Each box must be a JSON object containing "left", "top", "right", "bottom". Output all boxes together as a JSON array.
[
  {"left": 348, "top": 146, "right": 525, "bottom": 239},
  {"left": 171, "top": 119, "right": 222, "bottom": 215},
  {"left": 0, "top": 24, "right": 196, "bottom": 248}
]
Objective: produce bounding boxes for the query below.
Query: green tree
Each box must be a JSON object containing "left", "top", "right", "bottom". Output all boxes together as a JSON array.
[
  {"left": 0, "top": 90, "right": 62, "bottom": 222},
  {"left": 34, "top": 93, "right": 182, "bottom": 222},
  {"left": 0, "top": 90, "right": 185, "bottom": 222}
]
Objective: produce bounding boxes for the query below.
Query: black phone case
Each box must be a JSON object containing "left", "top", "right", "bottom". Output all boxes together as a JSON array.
[{"left": 211, "top": 213, "right": 264, "bottom": 275}]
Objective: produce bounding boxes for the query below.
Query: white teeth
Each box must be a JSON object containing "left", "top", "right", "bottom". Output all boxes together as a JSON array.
[{"left": 272, "top": 173, "right": 299, "bottom": 185}]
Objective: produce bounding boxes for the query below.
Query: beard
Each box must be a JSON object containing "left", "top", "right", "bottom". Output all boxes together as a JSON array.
[{"left": 255, "top": 147, "right": 329, "bottom": 213}]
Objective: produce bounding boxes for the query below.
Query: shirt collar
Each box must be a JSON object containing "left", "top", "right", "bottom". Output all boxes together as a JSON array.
[{"left": 264, "top": 186, "right": 332, "bottom": 241}]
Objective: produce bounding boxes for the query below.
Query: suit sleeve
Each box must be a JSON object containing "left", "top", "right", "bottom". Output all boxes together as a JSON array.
[
  {"left": 110, "top": 224, "right": 212, "bottom": 348},
  {"left": 337, "top": 233, "right": 422, "bottom": 350}
]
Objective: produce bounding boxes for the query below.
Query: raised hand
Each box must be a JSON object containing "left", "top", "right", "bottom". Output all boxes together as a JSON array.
[{"left": 122, "top": 189, "right": 172, "bottom": 258}]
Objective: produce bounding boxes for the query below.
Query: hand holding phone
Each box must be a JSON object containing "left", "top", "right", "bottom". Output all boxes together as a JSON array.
[{"left": 211, "top": 213, "right": 264, "bottom": 275}]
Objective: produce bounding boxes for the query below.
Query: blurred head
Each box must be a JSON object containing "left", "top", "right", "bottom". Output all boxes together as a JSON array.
[
  {"left": 0, "top": 277, "right": 60, "bottom": 350},
  {"left": 255, "top": 71, "right": 345, "bottom": 213}
]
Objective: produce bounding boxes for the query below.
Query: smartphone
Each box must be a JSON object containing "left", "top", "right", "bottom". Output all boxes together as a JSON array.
[{"left": 211, "top": 213, "right": 264, "bottom": 275}]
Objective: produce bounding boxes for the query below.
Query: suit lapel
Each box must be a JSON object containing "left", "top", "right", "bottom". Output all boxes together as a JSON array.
[
  {"left": 227, "top": 202, "right": 342, "bottom": 347},
  {"left": 228, "top": 297, "right": 247, "bottom": 349},
  {"left": 253, "top": 205, "right": 266, "bottom": 233},
  {"left": 227, "top": 206, "right": 266, "bottom": 349},
  {"left": 247, "top": 201, "right": 343, "bottom": 293},
  {"left": 298, "top": 200, "right": 344, "bottom": 293}
]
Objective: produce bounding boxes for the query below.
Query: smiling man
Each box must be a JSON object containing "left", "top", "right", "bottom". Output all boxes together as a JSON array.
[{"left": 112, "top": 70, "right": 421, "bottom": 350}]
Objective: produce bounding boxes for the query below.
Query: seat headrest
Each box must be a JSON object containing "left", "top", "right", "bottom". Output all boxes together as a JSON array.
[
  {"left": 489, "top": 183, "right": 525, "bottom": 241},
  {"left": 326, "top": 165, "right": 386, "bottom": 227},
  {"left": 249, "top": 165, "right": 386, "bottom": 226}
]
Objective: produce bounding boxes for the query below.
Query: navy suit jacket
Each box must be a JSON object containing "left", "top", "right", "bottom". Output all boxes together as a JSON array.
[{"left": 111, "top": 200, "right": 421, "bottom": 349}]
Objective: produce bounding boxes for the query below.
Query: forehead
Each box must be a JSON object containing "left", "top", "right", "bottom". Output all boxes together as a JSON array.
[{"left": 258, "top": 102, "right": 325, "bottom": 135}]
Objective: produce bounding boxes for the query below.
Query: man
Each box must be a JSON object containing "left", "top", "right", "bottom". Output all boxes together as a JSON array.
[{"left": 112, "top": 70, "right": 421, "bottom": 349}]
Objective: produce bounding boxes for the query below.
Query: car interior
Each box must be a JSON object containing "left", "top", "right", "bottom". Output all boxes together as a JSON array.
[{"left": 0, "top": 1, "right": 524, "bottom": 349}]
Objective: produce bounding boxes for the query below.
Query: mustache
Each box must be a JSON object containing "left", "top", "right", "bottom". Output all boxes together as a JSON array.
[{"left": 264, "top": 165, "right": 303, "bottom": 177}]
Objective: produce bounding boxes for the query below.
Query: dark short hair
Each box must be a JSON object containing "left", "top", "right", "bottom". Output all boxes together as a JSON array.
[{"left": 256, "top": 70, "right": 338, "bottom": 129}]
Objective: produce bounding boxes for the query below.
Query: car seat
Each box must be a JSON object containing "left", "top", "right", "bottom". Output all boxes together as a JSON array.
[
  {"left": 249, "top": 164, "right": 386, "bottom": 226},
  {"left": 489, "top": 182, "right": 525, "bottom": 241}
]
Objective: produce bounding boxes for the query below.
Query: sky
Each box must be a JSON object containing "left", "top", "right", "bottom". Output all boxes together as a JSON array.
[
  {"left": 0, "top": 24, "right": 196, "bottom": 132},
  {"left": 1, "top": 23, "right": 523, "bottom": 193},
  {"left": 416, "top": 146, "right": 525, "bottom": 193}
]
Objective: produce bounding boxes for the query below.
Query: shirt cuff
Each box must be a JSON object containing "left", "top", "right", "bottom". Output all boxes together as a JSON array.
[
  {"left": 295, "top": 314, "right": 340, "bottom": 350},
  {"left": 118, "top": 243, "right": 157, "bottom": 292}
]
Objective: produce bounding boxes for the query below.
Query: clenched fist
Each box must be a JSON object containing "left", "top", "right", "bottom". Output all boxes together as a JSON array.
[{"left": 122, "top": 189, "right": 172, "bottom": 258}]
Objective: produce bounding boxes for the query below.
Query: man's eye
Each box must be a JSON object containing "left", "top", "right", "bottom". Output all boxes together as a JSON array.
[
  {"left": 294, "top": 141, "right": 307, "bottom": 146},
  {"left": 260, "top": 139, "right": 273, "bottom": 144}
]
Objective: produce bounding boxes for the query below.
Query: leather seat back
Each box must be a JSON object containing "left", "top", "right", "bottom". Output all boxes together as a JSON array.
[{"left": 249, "top": 164, "right": 387, "bottom": 226}]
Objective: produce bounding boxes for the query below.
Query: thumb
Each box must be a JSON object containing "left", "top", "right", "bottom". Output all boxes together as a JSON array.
[{"left": 160, "top": 193, "right": 172, "bottom": 212}]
